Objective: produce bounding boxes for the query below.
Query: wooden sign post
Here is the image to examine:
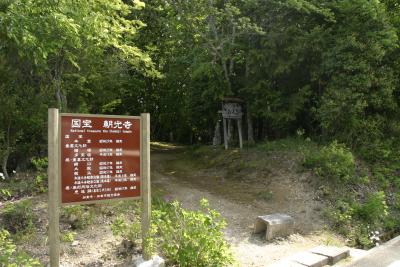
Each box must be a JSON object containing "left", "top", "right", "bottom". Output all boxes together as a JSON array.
[
  {"left": 221, "top": 100, "right": 243, "bottom": 150},
  {"left": 47, "top": 109, "right": 151, "bottom": 267}
]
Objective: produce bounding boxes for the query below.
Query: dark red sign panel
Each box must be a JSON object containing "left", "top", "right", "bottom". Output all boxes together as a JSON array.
[{"left": 60, "top": 114, "right": 141, "bottom": 204}]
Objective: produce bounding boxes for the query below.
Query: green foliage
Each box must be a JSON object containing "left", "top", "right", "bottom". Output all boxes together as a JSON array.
[
  {"left": 1, "top": 200, "right": 36, "bottom": 235},
  {"left": 0, "top": 229, "right": 41, "bottom": 267},
  {"left": 328, "top": 192, "right": 390, "bottom": 248},
  {"left": 0, "top": 0, "right": 400, "bottom": 253},
  {"left": 0, "top": 176, "right": 44, "bottom": 199},
  {"left": 60, "top": 231, "right": 76, "bottom": 243},
  {"left": 61, "top": 205, "right": 94, "bottom": 230},
  {"left": 111, "top": 215, "right": 141, "bottom": 247},
  {"left": 151, "top": 198, "right": 234, "bottom": 267},
  {"left": 395, "top": 193, "right": 400, "bottom": 210},
  {"left": 31, "top": 157, "right": 48, "bottom": 193},
  {"left": 259, "top": 137, "right": 316, "bottom": 153},
  {"left": 0, "top": 188, "right": 12, "bottom": 201},
  {"left": 354, "top": 191, "right": 389, "bottom": 224},
  {"left": 304, "top": 141, "right": 356, "bottom": 182},
  {"left": 112, "top": 198, "right": 234, "bottom": 266},
  {"left": 256, "top": 190, "right": 273, "bottom": 202}
]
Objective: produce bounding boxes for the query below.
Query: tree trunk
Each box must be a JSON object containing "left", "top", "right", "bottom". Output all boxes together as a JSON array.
[
  {"left": 2, "top": 149, "right": 9, "bottom": 180},
  {"left": 212, "top": 121, "right": 221, "bottom": 146},
  {"left": 53, "top": 51, "right": 67, "bottom": 111},
  {"left": 2, "top": 121, "right": 11, "bottom": 180},
  {"left": 247, "top": 108, "right": 255, "bottom": 144},
  {"left": 227, "top": 119, "right": 232, "bottom": 141}
]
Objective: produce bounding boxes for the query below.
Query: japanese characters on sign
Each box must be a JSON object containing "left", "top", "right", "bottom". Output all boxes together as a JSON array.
[
  {"left": 222, "top": 103, "right": 243, "bottom": 119},
  {"left": 60, "top": 115, "right": 140, "bottom": 204}
]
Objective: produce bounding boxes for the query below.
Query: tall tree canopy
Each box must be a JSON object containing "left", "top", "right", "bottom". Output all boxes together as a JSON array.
[{"left": 0, "top": 0, "right": 399, "bottom": 176}]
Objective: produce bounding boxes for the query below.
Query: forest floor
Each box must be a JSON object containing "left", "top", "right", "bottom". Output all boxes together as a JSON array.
[{"left": 1, "top": 141, "right": 347, "bottom": 266}]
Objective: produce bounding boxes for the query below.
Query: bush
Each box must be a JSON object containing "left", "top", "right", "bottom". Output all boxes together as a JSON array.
[
  {"left": 60, "top": 231, "right": 76, "bottom": 243},
  {"left": 61, "top": 205, "right": 94, "bottom": 230},
  {"left": 112, "top": 198, "right": 234, "bottom": 266},
  {"left": 354, "top": 191, "right": 388, "bottom": 224},
  {"left": 0, "top": 188, "right": 12, "bottom": 201},
  {"left": 0, "top": 229, "right": 41, "bottom": 266},
  {"left": 31, "top": 157, "right": 48, "bottom": 193},
  {"left": 151, "top": 198, "right": 234, "bottom": 267},
  {"left": 328, "top": 192, "right": 390, "bottom": 248},
  {"left": 304, "top": 140, "right": 355, "bottom": 182},
  {"left": 1, "top": 200, "right": 36, "bottom": 235},
  {"left": 111, "top": 215, "right": 141, "bottom": 247}
]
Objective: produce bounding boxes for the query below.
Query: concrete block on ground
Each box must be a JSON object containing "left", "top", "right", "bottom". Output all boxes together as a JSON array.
[
  {"left": 291, "top": 251, "right": 329, "bottom": 267},
  {"left": 254, "top": 213, "right": 294, "bottom": 240},
  {"left": 134, "top": 255, "right": 165, "bottom": 267},
  {"left": 310, "top": 245, "right": 350, "bottom": 265}
]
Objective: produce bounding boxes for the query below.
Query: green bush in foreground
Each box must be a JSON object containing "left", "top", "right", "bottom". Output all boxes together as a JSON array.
[
  {"left": 304, "top": 140, "right": 355, "bottom": 182},
  {"left": 113, "top": 198, "right": 234, "bottom": 266},
  {"left": 0, "top": 229, "right": 41, "bottom": 266},
  {"left": 151, "top": 198, "right": 234, "bottom": 267}
]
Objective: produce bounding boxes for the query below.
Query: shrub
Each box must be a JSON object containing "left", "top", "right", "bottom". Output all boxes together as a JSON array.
[
  {"left": 1, "top": 200, "right": 36, "bottom": 235},
  {"left": 151, "top": 198, "right": 234, "bottom": 267},
  {"left": 354, "top": 191, "right": 388, "bottom": 224},
  {"left": 256, "top": 190, "right": 273, "bottom": 201},
  {"left": 328, "top": 193, "right": 390, "bottom": 249},
  {"left": 0, "top": 229, "right": 41, "bottom": 266},
  {"left": 61, "top": 205, "right": 94, "bottom": 230},
  {"left": 61, "top": 231, "right": 76, "bottom": 243},
  {"left": 111, "top": 215, "right": 141, "bottom": 247},
  {"left": 0, "top": 188, "right": 12, "bottom": 201},
  {"left": 31, "top": 157, "right": 48, "bottom": 193},
  {"left": 304, "top": 140, "right": 355, "bottom": 182},
  {"left": 112, "top": 198, "right": 234, "bottom": 266}
]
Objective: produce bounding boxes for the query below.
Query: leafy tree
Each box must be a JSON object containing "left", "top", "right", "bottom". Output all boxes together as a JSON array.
[{"left": 1, "top": 0, "right": 159, "bottom": 110}]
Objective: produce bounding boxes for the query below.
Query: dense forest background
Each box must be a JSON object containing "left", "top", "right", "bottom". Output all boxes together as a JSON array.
[
  {"left": 0, "top": 0, "right": 399, "bottom": 181},
  {"left": 1, "top": 0, "right": 400, "bottom": 254}
]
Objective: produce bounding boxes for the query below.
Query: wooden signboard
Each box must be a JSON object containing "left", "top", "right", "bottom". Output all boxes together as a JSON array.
[
  {"left": 60, "top": 115, "right": 141, "bottom": 204},
  {"left": 47, "top": 109, "right": 151, "bottom": 267},
  {"left": 222, "top": 103, "right": 243, "bottom": 119},
  {"left": 221, "top": 101, "right": 243, "bottom": 149}
]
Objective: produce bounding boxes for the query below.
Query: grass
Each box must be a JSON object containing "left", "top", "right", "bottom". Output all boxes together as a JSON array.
[{"left": 256, "top": 190, "right": 274, "bottom": 201}]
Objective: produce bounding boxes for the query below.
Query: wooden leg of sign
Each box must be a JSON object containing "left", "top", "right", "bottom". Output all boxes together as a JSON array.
[
  {"left": 237, "top": 119, "right": 243, "bottom": 149},
  {"left": 48, "top": 108, "right": 60, "bottom": 267},
  {"left": 141, "top": 113, "right": 151, "bottom": 260},
  {"left": 223, "top": 118, "right": 228, "bottom": 150}
]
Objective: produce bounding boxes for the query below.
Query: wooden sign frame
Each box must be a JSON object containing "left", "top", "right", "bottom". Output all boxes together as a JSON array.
[{"left": 47, "top": 109, "right": 151, "bottom": 267}]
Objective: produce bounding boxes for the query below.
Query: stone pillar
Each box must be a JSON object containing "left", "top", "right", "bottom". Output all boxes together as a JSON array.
[{"left": 212, "top": 121, "right": 221, "bottom": 146}]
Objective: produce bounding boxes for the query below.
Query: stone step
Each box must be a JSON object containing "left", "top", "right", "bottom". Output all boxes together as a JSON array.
[
  {"left": 268, "top": 246, "right": 351, "bottom": 267},
  {"left": 290, "top": 251, "right": 329, "bottom": 267},
  {"left": 269, "top": 260, "right": 309, "bottom": 267},
  {"left": 310, "top": 246, "right": 350, "bottom": 265}
]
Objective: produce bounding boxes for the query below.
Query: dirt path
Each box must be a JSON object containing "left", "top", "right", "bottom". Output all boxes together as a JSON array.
[{"left": 151, "top": 148, "right": 344, "bottom": 267}]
